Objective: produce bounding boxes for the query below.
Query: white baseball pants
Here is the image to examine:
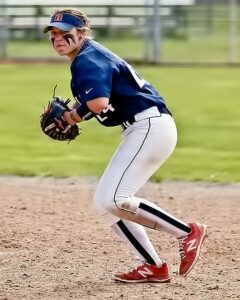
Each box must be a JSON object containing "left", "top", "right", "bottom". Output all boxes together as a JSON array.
[{"left": 94, "top": 107, "right": 191, "bottom": 265}]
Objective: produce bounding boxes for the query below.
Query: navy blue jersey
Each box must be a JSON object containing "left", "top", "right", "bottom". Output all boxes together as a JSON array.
[{"left": 70, "top": 39, "right": 169, "bottom": 127}]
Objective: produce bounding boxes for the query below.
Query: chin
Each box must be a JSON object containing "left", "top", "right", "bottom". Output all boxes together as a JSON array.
[{"left": 57, "top": 49, "right": 68, "bottom": 56}]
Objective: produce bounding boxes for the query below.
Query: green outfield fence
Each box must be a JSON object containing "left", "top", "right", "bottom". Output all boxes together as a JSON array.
[{"left": 0, "top": 0, "right": 239, "bottom": 64}]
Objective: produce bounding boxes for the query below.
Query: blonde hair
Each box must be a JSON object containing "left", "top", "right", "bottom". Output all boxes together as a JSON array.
[{"left": 52, "top": 7, "right": 91, "bottom": 36}]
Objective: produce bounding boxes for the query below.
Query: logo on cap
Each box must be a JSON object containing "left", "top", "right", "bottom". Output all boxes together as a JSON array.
[{"left": 54, "top": 14, "right": 63, "bottom": 22}]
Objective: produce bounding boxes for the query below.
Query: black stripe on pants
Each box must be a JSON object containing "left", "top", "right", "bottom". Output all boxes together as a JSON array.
[
  {"left": 139, "top": 202, "right": 191, "bottom": 233},
  {"left": 117, "top": 220, "right": 156, "bottom": 265}
]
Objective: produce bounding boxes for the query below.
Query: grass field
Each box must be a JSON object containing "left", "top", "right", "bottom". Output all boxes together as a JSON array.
[
  {"left": 0, "top": 64, "right": 240, "bottom": 182},
  {"left": 6, "top": 32, "right": 240, "bottom": 62}
]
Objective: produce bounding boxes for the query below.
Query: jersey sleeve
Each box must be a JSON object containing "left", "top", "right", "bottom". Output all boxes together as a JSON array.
[{"left": 74, "top": 55, "right": 113, "bottom": 103}]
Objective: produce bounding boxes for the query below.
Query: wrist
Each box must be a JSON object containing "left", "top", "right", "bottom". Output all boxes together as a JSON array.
[
  {"left": 63, "top": 110, "right": 78, "bottom": 125},
  {"left": 76, "top": 102, "right": 95, "bottom": 120},
  {"left": 70, "top": 110, "right": 80, "bottom": 123}
]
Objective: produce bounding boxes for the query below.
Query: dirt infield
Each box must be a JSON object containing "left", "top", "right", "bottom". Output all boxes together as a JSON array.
[{"left": 0, "top": 176, "right": 239, "bottom": 300}]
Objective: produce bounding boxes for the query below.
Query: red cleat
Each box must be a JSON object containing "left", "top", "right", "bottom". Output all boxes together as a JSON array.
[
  {"left": 114, "top": 262, "right": 171, "bottom": 283},
  {"left": 178, "top": 223, "right": 207, "bottom": 276}
]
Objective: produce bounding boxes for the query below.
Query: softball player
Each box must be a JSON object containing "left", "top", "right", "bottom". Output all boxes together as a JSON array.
[{"left": 44, "top": 8, "right": 207, "bottom": 283}]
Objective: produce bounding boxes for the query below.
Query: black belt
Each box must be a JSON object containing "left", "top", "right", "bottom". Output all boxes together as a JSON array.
[{"left": 121, "top": 107, "right": 172, "bottom": 130}]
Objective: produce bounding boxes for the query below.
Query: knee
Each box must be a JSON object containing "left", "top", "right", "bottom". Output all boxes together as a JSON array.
[
  {"left": 100, "top": 194, "right": 140, "bottom": 220},
  {"left": 94, "top": 191, "right": 139, "bottom": 215},
  {"left": 93, "top": 187, "right": 116, "bottom": 214},
  {"left": 113, "top": 196, "right": 140, "bottom": 213},
  {"left": 93, "top": 185, "right": 116, "bottom": 214}
]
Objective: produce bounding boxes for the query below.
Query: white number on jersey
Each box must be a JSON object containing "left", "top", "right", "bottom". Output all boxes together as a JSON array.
[
  {"left": 96, "top": 104, "right": 115, "bottom": 122},
  {"left": 126, "top": 63, "right": 146, "bottom": 88}
]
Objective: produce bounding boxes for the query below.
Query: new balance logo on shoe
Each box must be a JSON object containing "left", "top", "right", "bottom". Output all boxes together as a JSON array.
[
  {"left": 138, "top": 267, "right": 154, "bottom": 278},
  {"left": 186, "top": 239, "right": 197, "bottom": 252}
]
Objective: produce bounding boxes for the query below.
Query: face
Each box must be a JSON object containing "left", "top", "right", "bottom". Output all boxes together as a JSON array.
[{"left": 49, "top": 28, "right": 84, "bottom": 59}]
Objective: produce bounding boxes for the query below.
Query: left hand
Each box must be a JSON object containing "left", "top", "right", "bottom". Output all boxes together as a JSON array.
[
  {"left": 63, "top": 109, "right": 81, "bottom": 125},
  {"left": 63, "top": 111, "right": 75, "bottom": 126},
  {"left": 40, "top": 97, "right": 80, "bottom": 142}
]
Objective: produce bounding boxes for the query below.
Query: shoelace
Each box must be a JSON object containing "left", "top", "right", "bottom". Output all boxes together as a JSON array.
[{"left": 178, "top": 237, "right": 187, "bottom": 260}]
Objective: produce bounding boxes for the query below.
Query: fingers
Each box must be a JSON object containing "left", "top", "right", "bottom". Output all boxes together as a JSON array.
[
  {"left": 62, "top": 124, "right": 71, "bottom": 133},
  {"left": 44, "top": 122, "right": 71, "bottom": 134},
  {"left": 44, "top": 123, "right": 56, "bottom": 132},
  {"left": 54, "top": 117, "right": 65, "bottom": 130}
]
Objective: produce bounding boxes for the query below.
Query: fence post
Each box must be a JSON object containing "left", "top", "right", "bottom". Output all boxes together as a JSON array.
[
  {"left": 34, "top": 5, "right": 44, "bottom": 40},
  {"left": 144, "top": 0, "right": 153, "bottom": 63},
  {"left": 144, "top": 0, "right": 162, "bottom": 64},
  {"left": 229, "top": 0, "right": 237, "bottom": 62},
  {"left": 205, "top": 0, "right": 213, "bottom": 35},
  {"left": 0, "top": 1, "right": 8, "bottom": 59},
  {"left": 152, "top": 0, "right": 161, "bottom": 63}
]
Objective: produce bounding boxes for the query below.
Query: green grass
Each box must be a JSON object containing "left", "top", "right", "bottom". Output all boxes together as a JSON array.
[
  {"left": 0, "top": 64, "right": 240, "bottom": 182},
  {"left": 6, "top": 30, "right": 240, "bottom": 62}
]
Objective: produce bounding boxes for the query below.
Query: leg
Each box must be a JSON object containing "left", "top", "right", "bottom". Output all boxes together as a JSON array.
[
  {"left": 112, "top": 220, "right": 171, "bottom": 283},
  {"left": 112, "top": 220, "right": 162, "bottom": 266},
  {"left": 95, "top": 115, "right": 189, "bottom": 238},
  {"left": 94, "top": 115, "right": 207, "bottom": 278}
]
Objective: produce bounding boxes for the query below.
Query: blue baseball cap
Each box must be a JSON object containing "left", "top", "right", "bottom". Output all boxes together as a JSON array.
[{"left": 43, "top": 13, "right": 84, "bottom": 33}]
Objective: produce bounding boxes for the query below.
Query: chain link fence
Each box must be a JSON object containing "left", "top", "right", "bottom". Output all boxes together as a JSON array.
[{"left": 0, "top": 0, "right": 239, "bottom": 64}]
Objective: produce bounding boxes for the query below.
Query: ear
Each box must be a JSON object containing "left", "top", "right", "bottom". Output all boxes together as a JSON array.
[{"left": 77, "top": 29, "right": 85, "bottom": 40}]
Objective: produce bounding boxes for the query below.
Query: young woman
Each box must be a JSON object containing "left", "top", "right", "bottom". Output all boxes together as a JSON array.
[{"left": 43, "top": 8, "right": 207, "bottom": 283}]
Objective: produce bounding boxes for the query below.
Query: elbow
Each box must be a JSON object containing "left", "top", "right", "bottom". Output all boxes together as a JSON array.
[
  {"left": 87, "top": 97, "right": 109, "bottom": 114},
  {"left": 97, "top": 98, "right": 109, "bottom": 112}
]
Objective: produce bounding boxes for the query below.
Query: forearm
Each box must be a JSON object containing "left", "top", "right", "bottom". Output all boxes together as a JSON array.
[
  {"left": 64, "top": 97, "right": 109, "bottom": 125},
  {"left": 63, "top": 108, "right": 82, "bottom": 125}
]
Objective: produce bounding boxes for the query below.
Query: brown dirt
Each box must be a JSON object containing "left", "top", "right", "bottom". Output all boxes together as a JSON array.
[{"left": 0, "top": 176, "right": 239, "bottom": 300}]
